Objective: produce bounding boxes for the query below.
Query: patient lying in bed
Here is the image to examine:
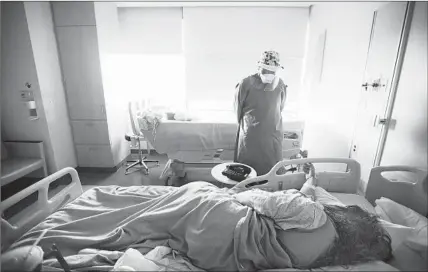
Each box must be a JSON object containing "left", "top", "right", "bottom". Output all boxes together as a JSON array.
[{"left": 9, "top": 182, "right": 392, "bottom": 271}]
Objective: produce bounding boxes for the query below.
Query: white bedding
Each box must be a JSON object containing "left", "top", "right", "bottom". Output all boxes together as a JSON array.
[
  {"left": 13, "top": 183, "right": 323, "bottom": 271},
  {"left": 7, "top": 178, "right": 409, "bottom": 272}
]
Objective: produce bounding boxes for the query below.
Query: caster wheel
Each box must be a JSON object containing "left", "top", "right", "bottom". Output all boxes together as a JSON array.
[{"left": 144, "top": 169, "right": 150, "bottom": 175}]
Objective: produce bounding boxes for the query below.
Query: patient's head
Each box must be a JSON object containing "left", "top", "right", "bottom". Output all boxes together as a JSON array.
[{"left": 310, "top": 205, "right": 393, "bottom": 268}]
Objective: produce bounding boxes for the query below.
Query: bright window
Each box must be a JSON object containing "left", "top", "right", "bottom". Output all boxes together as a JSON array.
[
  {"left": 105, "top": 54, "right": 186, "bottom": 111},
  {"left": 111, "top": 6, "right": 309, "bottom": 119},
  {"left": 183, "top": 7, "right": 309, "bottom": 117}
]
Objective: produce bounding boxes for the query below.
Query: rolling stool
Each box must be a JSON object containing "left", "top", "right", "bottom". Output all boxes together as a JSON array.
[{"left": 124, "top": 133, "right": 159, "bottom": 175}]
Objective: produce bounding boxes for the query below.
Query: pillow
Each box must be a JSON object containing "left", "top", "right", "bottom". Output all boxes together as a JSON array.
[
  {"left": 1, "top": 142, "right": 8, "bottom": 160},
  {"left": 378, "top": 219, "right": 415, "bottom": 251},
  {"left": 375, "top": 197, "right": 409, "bottom": 226},
  {"left": 375, "top": 205, "right": 393, "bottom": 222},
  {"left": 375, "top": 197, "right": 428, "bottom": 252},
  {"left": 174, "top": 111, "right": 192, "bottom": 121}
]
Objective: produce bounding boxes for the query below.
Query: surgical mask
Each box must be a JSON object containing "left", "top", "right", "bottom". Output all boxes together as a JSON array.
[{"left": 260, "top": 73, "right": 276, "bottom": 84}]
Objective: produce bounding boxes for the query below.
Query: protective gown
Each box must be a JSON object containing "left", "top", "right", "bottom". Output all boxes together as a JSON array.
[{"left": 234, "top": 73, "right": 287, "bottom": 176}]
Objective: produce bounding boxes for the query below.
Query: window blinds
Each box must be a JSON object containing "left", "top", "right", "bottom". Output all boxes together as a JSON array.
[
  {"left": 183, "top": 7, "right": 309, "bottom": 110},
  {"left": 117, "top": 7, "right": 183, "bottom": 54}
]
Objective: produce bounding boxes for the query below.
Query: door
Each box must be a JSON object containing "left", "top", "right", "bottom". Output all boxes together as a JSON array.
[
  {"left": 380, "top": 1, "right": 427, "bottom": 169},
  {"left": 350, "top": 2, "right": 410, "bottom": 186}
]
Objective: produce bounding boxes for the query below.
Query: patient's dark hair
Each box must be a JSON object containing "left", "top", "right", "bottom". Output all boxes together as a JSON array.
[{"left": 309, "top": 204, "right": 393, "bottom": 269}]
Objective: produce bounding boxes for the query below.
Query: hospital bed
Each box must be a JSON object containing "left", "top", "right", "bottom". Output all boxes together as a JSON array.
[
  {"left": 131, "top": 103, "right": 305, "bottom": 184},
  {"left": 1, "top": 158, "right": 427, "bottom": 271}
]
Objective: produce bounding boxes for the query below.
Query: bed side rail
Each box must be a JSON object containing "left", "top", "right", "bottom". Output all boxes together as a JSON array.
[
  {"left": 233, "top": 158, "right": 360, "bottom": 193},
  {"left": 1, "top": 167, "right": 83, "bottom": 252},
  {"left": 366, "top": 165, "right": 427, "bottom": 216}
]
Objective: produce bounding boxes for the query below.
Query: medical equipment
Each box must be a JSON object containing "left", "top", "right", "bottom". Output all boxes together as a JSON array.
[
  {"left": 1, "top": 159, "right": 426, "bottom": 271},
  {"left": 221, "top": 163, "right": 252, "bottom": 182},
  {"left": 125, "top": 102, "right": 160, "bottom": 175},
  {"left": 211, "top": 162, "right": 257, "bottom": 186}
]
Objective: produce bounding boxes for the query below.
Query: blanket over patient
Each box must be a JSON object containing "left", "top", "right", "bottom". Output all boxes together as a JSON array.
[{"left": 11, "top": 182, "right": 326, "bottom": 271}]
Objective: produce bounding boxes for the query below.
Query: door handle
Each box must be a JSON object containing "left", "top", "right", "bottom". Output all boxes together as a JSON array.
[
  {"left": 378, "top": 118, "right": 387, "bottom": 125},
  {"left": 378, "top": 118, "right": 397, "bottom": 129},
  {"left": 373, "top": 115, "right": 387, "bottom": 127},
  {"left": 362, "top": 83, "right": 370, "bottom": 91},
  {"left": 371, "top": 79, "right": 386, "bottom": 91}
]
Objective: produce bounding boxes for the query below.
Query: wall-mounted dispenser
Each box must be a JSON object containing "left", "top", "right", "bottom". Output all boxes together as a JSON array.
[
  {"left": 20, "top": 83, "right": 39, "bottom": 120},
  {"left": 27, "top": 100, "right": 38, "bottom": 120}
]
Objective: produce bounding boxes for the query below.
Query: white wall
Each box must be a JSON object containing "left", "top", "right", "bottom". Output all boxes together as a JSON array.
[
  {"left": 1, "top": 2, "right": 56, "bottom": 173},
  {"left": 94, "top": 2, "right": 130, "bottom": 165},
  {"left": 24, "top": 2, "right": 77, "bottom": 170},
  {"left": 381, "top": 2, "right": 427, "bottom": 169},
  {"left": 302, "top": 2, "right": 384, "bottom": 170}
]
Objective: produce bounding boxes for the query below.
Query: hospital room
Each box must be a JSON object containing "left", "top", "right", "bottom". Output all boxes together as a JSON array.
[{"left": 0, "top": 0, "right": 427, "bottom": 271}]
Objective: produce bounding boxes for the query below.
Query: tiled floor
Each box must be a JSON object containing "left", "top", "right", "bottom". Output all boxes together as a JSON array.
[
  {"left": 79, "top": 153, "right": 171, "bottom": 192},
  {"left": 78, "top": 153, "right": 221, "bottom": 191}
]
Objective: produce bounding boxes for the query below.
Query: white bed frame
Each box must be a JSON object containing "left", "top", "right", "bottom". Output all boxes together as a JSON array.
[
  {"left": 141, "top": 127, "right": 305, "bottom": 185},
  {"left": 366, "top": 165, "right": 428, "bottom": 216},
  {"left": 1, "top": 159, "right": 426, "bottom": 257},
  {"left": 1, "top": 167, "right": 83, "bottom": 252},
  {"left": 234, "top": 158, "right": 361, "bottom": 194}
]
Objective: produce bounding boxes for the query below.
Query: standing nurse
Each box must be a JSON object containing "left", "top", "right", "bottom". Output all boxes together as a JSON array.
[{"left": 234, "top": 50, "right": 287, "bottom": 176}]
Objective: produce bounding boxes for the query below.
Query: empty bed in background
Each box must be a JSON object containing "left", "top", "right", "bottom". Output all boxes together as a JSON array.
[{"left": 129, "top": 101, "right": 305, "bottom": 184}]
